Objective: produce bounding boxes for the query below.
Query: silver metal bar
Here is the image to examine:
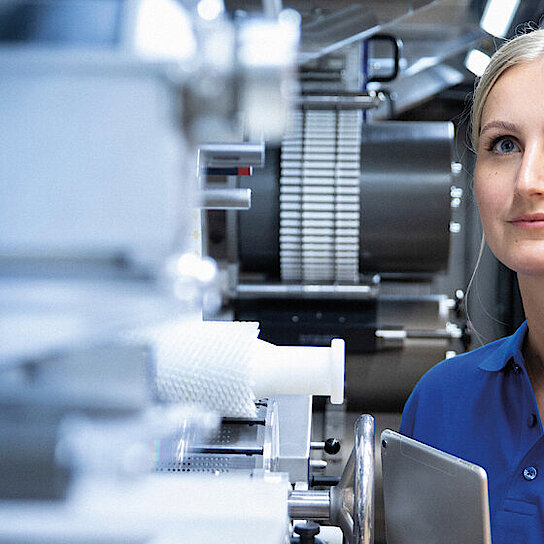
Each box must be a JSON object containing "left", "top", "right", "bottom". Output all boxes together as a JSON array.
[
  {"left": 200, "top": 188, "right": 252, "bottom": 210},
  {"left": 353, "top": 414, "right": 375, "bottom": 544},
  {"left": 375, "top": 326, "right": 463, "bottom": 350},
  {"left": 288, "top": 490, "right": 331, "bottom": 520},
  {"left": 376, "top": 328, "right": 462, "bottom": 340},
  {"left": 235, "top": 283, "right": 376, "bottom": 299},
  {"left": 406, "top": 327, "right": 462, "bottom": 340},
  {"left": 198, "top": 143, "right": 265, "bottom": 168},
  {"left": 298, "top": 93, "right": 383, "bottom": 110}
]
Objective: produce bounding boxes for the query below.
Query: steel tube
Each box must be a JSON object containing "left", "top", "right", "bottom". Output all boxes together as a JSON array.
[
  {"left": 353, "top": 414, "right": 375, "bottom": 544},
  {"left": 236, "top": 283, "right": 376, "bottom": 299},
  {"left": 288, "top": 490, "right": 331, "bottom": 520},
  {"left": 198, "top": 143, "right": 265, "bottom": 168},
  {"left": 201, "top": 188, "right": 252, "bottom": 210},
  {"left": 375, "top": 326, "right": 463, "bottom": 350},
  {"left": 298, "top": 93, "right": 383, "bottom": 110}
]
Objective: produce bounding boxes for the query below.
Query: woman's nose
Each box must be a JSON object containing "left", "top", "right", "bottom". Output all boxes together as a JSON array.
[{"left": 516, "top": 141, "right": 544, "bottom": 196}]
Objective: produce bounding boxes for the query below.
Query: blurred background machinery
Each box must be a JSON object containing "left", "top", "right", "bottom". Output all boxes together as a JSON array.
[
  {"left": 205, "top": 11, "right": 465, "bottom": 417},
  {"left": 1, "top": 0, "right": 541, "bottom": 543}
]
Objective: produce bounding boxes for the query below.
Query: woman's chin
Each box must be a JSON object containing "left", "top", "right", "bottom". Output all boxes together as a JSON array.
[{"left": 507, "top": 256, "right": 544, "bottom": 278}]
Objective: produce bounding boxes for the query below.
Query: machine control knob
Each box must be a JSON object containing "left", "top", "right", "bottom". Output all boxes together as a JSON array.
[
  {"left": 293, "top": 521, "right": 321, "bottom": 544},
  {"left": 324, "top": 438, "right": 341, "bottom": 455}
]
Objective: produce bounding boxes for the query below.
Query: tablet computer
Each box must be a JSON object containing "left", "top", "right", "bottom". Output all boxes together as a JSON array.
[{"left": 381, "top": 429, "right": 492, "bottom": 544}]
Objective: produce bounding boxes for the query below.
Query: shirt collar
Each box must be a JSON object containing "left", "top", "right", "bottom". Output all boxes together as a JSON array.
[{"left": 478, "top": 321, "right": 528, "bottom": 372}]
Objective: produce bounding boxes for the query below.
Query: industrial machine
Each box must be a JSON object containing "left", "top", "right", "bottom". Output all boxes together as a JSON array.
[
  {"left": 2, "top": 0, "right": 537, "bottom": 543},
  {"left": 203, "top": 41, "right": 467, "bottom": 417},
  {"left": 0, "top": 1, "right": 373, "bottom": 543}
]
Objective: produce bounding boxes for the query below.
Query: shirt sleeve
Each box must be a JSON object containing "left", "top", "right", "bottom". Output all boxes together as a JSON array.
[
  {"left": 397, "top": 359, "right": 450, "bottom": 444},
  {"left": 399, "top": 387, "right": 418, "bottom": 437}
]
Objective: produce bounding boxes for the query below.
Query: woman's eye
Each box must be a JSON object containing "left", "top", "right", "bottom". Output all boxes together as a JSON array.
[{"left": 492, "top": 137, "right": 519, "bottom": 154}]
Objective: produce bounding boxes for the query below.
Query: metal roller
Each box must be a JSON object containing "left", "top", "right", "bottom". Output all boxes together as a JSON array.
[
  {"left": 238, "top": 121, "right": 453, "bottom": 280},
  {"left": 359, "top": 122, "right": 453, "bottom": 274}
]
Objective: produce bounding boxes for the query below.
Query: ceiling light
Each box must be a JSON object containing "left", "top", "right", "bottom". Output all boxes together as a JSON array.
[
  {"left": 465, "top": 49, "right": 491, "bottom": 77},
  {"left": 480, "top": 0, "right": 520, "bottom": 37},
  {"left": 134, "top": 0, "right": 196, "bottom": 61}
]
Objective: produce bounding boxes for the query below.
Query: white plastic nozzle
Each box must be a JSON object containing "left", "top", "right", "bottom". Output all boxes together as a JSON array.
[{"left": 249, "top": 338, "right": 345, "bottom": 404}]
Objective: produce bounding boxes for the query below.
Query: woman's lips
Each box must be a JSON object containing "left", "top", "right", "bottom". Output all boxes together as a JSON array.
[{"left": 509, "top": 213, "right": 544, "bottom": 229}]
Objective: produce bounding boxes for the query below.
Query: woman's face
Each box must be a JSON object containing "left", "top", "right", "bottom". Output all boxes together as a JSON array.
[{"left": 475, "top": 59, "right": 544, "bottom": 276}]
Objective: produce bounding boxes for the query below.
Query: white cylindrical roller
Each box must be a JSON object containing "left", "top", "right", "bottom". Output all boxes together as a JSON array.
[
  {"left": 249, "top": 338, "right": 345, "bottom": 404},
  {"left": 128, "top": 319, "right": 345, "bottom": 417},
  {"left": 127, "top": 319, "right": 260, "bottom": 418}
]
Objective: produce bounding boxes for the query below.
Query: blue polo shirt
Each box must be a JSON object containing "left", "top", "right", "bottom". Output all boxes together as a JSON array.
[{"left": 400, "top": 321, "right": 544, "bottom": 543}]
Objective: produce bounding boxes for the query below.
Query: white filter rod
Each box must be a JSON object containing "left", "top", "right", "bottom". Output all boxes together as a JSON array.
[{"left": 249, "top": 338, "right": 345, "bottom": 404}]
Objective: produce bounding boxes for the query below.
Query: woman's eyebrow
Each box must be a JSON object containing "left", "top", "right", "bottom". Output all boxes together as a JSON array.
[{"left": 480, "top": 120, "right": 518, "bottom": 135}]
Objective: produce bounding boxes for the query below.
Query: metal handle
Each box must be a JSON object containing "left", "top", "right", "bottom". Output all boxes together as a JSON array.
[
  {"left": 353, "top": 414, "right": 375, "bottom": 544},
  {"left": 366, "top": 34, "right": 402, "bottom": 83}
]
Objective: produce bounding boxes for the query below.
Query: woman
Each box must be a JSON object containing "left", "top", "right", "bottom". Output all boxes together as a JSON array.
[{"left": 400, "top": 29, "right": 544, "bottom": 543}]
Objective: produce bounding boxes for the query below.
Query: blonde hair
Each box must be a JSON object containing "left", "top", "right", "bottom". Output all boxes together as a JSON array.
[{"left": 472, "top": 29, "right": 544, "bottom": 150}]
